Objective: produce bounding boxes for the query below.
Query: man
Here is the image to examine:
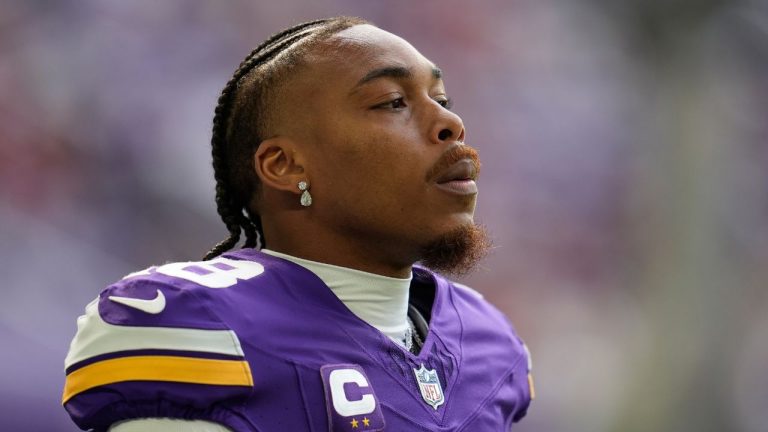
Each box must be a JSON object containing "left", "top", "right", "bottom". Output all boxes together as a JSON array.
[{"left": 62, "top": 16, "right": 533, "bottom": 431}]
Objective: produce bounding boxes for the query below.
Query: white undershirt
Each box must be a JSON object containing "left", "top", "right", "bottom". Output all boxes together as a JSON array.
[
  {"left": 110, "top": 249, "right": 413, "bottom": 432},
  {"left": 261, "top": 248, "right": 412, "bottom": 345}
]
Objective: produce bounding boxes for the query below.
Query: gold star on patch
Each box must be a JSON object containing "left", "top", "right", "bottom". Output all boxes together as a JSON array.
[
  {"left": 350, "top": 418, "right": 359, "bottom": 428},
  {"left": 362, "top": 417, "right": 370, "bottom": 426}
]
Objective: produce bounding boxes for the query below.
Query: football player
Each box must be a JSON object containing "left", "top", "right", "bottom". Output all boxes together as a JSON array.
[{"left": 63, "top": 16, "right": 534, "bottom": 431}]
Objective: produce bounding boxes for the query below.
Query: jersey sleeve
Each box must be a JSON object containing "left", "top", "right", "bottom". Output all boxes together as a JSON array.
[{"left": 62, "top": 271, "right": 255, "bottom": 432}]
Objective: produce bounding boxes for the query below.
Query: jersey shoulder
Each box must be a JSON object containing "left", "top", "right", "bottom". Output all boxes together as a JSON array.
[
  {"left": 410, "top": 267, "right": 517, "bottom": 339},
  {"left": 435, "top": 273, "right": 519, "bottom": 336},
  {"left": 62, "top": 254, "right": 269, "bottom": 431},
  {"left": 437, "top": 274, "right": 535, "bottom": 422},
  {"left": 445, "top": 276, "right": 531, "bottom": 362}
]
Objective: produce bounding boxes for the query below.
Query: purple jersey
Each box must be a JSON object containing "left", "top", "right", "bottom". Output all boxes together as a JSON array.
[{"left": 63, "top": 249, "right": 532, "bottom": 431}]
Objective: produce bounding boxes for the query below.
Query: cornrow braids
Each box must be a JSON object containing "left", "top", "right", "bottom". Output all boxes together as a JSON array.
[{"left": 204, "top": 16, "right": 368, "bottom": 260}]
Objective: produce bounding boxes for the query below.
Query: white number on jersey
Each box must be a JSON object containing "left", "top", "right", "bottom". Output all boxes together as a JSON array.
[{"left": 124, "top": 258, "right": 265, "bottom": 289}]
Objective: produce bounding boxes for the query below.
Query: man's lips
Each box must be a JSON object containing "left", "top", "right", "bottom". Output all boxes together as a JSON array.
[
  {"left": 435, "top": 159, "right": 478, "bottom": 184},
  {"left": 436, "top": 178, "right": 478, "bottom": 195},
  {"left": 426, "top": 145, "right": 481, "bottom": 196},
  {"left": 434, "top": 159, "right": 479, "bottom": 195}
]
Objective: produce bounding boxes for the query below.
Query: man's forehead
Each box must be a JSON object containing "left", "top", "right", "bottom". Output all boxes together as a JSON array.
[
  {"left": 310, "top": 24, "right": 438, "bottom": 79},
  {"left": 331, "top": 24, "right": 412, "bottom": 52}
]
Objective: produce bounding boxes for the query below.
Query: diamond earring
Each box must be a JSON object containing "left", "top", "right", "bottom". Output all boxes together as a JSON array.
[{"left": 298, "top": 181, "right": 312, "bottom": 207}]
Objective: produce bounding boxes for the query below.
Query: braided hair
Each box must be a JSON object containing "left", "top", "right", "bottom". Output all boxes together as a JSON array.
[{"left": 203, "top": 16, "right": 368, "bottom": 260}]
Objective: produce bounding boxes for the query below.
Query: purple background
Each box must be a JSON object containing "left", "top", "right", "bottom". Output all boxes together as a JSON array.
[{"left": 1, "top": 0, "right": 767, "bottom": 431}]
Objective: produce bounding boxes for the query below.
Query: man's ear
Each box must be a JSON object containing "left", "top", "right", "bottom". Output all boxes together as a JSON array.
[{"left": 253, "top": 136, "right": 308, "bottom": 193}]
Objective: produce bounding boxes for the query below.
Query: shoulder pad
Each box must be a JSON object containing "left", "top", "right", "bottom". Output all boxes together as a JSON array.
[{"left": 62, "top": 260, "right": 258, "bottom": 430}]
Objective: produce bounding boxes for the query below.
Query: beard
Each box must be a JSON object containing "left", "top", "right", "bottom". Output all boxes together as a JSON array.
[{"left": 419, "top": 223, "right": 492, "bottom": 277}]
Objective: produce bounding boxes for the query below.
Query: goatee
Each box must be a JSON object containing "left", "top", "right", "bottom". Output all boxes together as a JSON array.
[{"left": 419, "top": 223, "right": 492, "bottom": 277}]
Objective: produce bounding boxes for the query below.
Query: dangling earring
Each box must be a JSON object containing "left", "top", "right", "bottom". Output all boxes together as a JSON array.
[{"left": 298, "top": 180, "right": 312, "bottom": 207}]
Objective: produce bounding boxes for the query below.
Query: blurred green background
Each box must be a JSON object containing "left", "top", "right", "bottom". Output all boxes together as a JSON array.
[{"left": 1, "top": 0, "right": 766, "bottom": 430}]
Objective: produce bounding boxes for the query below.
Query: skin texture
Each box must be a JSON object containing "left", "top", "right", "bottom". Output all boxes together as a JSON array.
[{"left": 254, "top": 24, "right": 479, "bottom": 278}]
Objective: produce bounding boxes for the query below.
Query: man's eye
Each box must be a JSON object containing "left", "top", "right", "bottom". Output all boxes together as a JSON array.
[
  {"left": 385, "top": 98, "right": 406, "bottom": 109},
  {"left": 373, "top": 97, "right": 407, "bottom": 110},
  {"left": 437, "top": 97, "right": 453, "bottom": 110}
]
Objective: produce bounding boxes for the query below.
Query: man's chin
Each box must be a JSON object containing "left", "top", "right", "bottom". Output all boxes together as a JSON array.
[{"left": 418, "top": 223, "right": 492, "bottom": 277}]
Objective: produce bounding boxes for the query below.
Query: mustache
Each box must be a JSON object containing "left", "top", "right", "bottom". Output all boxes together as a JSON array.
[{"left": 426, "top": 145, "right": 481, "bottom": 182}]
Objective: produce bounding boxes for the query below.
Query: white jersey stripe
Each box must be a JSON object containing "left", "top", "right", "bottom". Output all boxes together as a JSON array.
[{"left": 64, "top": 298, "right": 245, "bottom": 368}]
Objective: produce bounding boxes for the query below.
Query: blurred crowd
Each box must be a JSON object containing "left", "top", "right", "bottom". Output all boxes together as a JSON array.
[{"left": 1, "top": 0, "right": 766, "bottom": 431}]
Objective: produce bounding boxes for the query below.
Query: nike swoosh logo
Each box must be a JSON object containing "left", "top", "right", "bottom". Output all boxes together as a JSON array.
[{"left": 108, "top": 289, "right": 166, "bottom": 314}]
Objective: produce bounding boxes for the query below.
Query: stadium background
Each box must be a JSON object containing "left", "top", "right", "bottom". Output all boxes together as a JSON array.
[{"left": 1, "top": 0, "right": 766, "bottom": 430}]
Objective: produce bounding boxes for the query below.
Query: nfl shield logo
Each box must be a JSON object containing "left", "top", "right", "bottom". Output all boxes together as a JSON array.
[{"left": 413, "top": 364, "right": 444, "bottom": 410}]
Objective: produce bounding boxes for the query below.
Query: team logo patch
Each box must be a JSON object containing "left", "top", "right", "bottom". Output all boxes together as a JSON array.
[
  {"left": 413, "top": 364, "right": 444, "bottom": 410},
  {"left": 320, "top": 364, "right": 385, "bottom": 431}
]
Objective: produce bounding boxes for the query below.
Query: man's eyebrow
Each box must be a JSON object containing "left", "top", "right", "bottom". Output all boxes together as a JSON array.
[{"left": 352, "top": 65, "right": 444, "bottom": 91}]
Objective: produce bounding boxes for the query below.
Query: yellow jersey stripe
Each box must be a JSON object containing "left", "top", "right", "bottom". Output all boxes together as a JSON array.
[
  {"left": 62, "top": 355, "right": 253, "bottom": 404},
  {"left": 528, "top": 373, "right": 536, "bottom": 400}
]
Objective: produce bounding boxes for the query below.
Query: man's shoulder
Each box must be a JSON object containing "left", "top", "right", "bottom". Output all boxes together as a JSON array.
[
  {"left": 112, "top": 250, "right": 274, "bottom": 293},
  {"left": 88, "top": 251, "right": 275, "bottom": 328},
  {"left": 423, "top": 269, "right": 526, "bottom": 347},
  {"left": 421, "top": 269, "right": 508, "bottom": 325},
  {"left": 412, "top": 268, "right": 534, "bottom": 424},
  {"left": 64, "top": 249, "right": 306, "bottom": 364},
  {"left": 62, "top": 251, "right": 287, "bottom": 431}
]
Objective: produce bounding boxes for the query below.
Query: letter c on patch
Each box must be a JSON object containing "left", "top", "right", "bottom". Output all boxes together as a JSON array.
[{"left": 328, "top": 368, "right": 376, "bottom": 417}]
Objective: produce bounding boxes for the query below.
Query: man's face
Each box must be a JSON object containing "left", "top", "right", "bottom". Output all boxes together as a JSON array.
[{"left": 273, "top": 24, "right": 481, "bottom": 265}]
